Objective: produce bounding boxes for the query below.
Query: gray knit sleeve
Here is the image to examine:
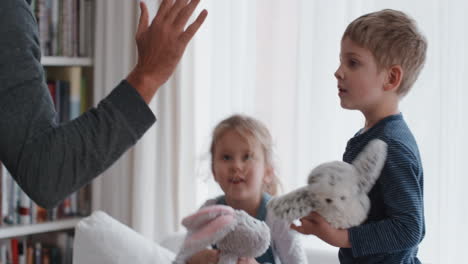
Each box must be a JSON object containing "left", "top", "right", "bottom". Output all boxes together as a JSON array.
[{"left": 0, "top": 0, "right": 156, "bottom": 208}]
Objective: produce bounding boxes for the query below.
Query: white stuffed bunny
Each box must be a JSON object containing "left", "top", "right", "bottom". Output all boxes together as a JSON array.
[
  {"left": 174, "top": 205, "right": 271, "bottom": 264},
  {"left": 267, "top": 139, "right": 387, "bottom": 229}
]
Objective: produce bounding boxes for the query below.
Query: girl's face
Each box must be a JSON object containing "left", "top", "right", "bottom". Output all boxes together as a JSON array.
[{"left": 212, "top": 130, "right": 271, "bottom": 203}]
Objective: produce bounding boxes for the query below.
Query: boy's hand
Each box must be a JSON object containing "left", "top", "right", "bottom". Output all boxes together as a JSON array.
[
  {"left": 187, "top": 249, "right": 219, "bottom": 264},
  {"left": 237, "top": 257, "right": 260, "bottom": 264},
  {"left": 127, "top": 0, "right": 208, "bottom": 103},
  {"left": 291, "top": 212, "right": 352, "bottom": 248}
]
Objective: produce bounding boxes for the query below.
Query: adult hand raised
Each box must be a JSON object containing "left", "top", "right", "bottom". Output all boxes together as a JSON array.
[{"left": 127, "top": 0, "right": 208, "bottom": 103}]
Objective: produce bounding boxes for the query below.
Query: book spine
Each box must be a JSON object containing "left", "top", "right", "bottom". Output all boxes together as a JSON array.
[
  {"left": 10, "top": 239, "right": 19, "bottom": 264},
  {"left": 26, "top": 244, "right": 34, "bottom": 264},
  {"left": 0, "top": 241, "right": 8, "bottom": 264},
  {"left": 6, "top": 172, "right": 16, "bottom": 225},
  {"left": 78, "top": 0, "right": 86, "bottom": 56},
  {"left": 18, "top": 190, "right": 31, "bottom": 225},
  {"left": 18, "top": 239, "right": 27, "bottom": 264},
  {"left": 51, "top": 0, "right": 59, "bottom": 56},
  {"left": 38, "top": 0, "right": 50, "bottom": 56},
  {"left": 34, "top": 243, "right": 42, "bottom": 264},
  {"left": 59, "top": 81, "right": 70, "bottom": 122}
]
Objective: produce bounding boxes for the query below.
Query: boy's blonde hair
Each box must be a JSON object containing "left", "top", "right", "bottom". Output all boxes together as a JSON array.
[
  {"left": 210, "top": 114, "right": 281, "bottom": 196},
  {"left": 343, "top": 9, "right": 427, "bottom": 97}
]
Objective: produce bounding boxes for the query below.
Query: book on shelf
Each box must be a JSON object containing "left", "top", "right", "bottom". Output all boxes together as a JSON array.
[
  {"left": 46, "top": 66, "right": 83, "bottom": 121},
  {"left": 0, "top": 163, "right": 90, "bottom": 227},
  {"left": 0, "top": 0, "right": 95, "bottom": 262},
  {"left": 31, "top": 0, "right": 95, "bottom": 57},
  {"left": 45, "top": 67, "right": 92, "bottom": 219},
  {"left": 0, "top": 235, "right": 72, "bottom": 264}
]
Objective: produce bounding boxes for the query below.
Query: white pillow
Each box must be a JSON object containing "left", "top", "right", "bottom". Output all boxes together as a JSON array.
[
  {"left": 73, "top": 211, "right": 175, "bottom": 264},
  {"left": 160, "top": 232, "right": 186, "bottom": 253}
]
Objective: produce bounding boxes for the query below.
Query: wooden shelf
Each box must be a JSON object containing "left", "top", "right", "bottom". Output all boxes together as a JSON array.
[
  {"left": 41, "top": 56, "right": 93, "bottom": 67},
  {"left": 0, "top": 218, "right": 83, "bottom": 239}
]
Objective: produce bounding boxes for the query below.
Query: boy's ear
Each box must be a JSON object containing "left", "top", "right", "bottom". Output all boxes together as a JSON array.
[{"left": 384, "top": 65, "right": 403, "bottom": 92}]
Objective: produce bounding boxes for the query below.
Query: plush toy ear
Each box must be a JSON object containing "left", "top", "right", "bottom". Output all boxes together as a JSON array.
[
  {"left": 182, "top": 205, "right": 235, "bottom": 231},
  {"left": 352, "top": 139, "right": 387, "bottom": 193},
  {"left": 174, "top": 205, "right": 237, "bottom": 264}
]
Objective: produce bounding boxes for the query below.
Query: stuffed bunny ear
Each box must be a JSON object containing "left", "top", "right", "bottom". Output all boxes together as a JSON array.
[
  {"left": 182, "top": 205, "right": 235, "bottom": 231},
  {"left": 174, "top": 205, "right": 237, "bottom": 264},
  {"left": 352, "top": 139, "right": 388, "bottom": 193}
]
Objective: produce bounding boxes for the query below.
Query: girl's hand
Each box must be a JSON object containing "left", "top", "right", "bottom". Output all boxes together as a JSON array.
[
  {"left": 291, "top": 212, "right": 351, "bottom": 248},
  {"left": 237, "top": 257, "right": 260, "bottom": 264},
  {"left": 187, "top": 249, "right": 219, "bottom": 264}
]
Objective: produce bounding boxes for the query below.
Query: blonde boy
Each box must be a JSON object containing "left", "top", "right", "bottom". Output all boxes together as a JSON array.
[{"left": 292, "top": 9, "right": 427, "bottom": 264}]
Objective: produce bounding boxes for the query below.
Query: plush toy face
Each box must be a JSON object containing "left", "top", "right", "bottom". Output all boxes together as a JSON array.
[{"left": 307, "top": 161, "right": 360, "bottom": 213}]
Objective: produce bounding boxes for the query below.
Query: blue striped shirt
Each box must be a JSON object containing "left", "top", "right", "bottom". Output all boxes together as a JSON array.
[{"left": 339, "top": 113, "right": 424, "bottom": 264}]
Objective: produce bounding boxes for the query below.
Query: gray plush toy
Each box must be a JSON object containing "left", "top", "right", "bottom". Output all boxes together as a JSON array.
[
  {"left": 267, "top": 139, "right": 387, "bottom": 229},
  {"left": 174, "top": 205, "right": 271, "bottom": 264}
]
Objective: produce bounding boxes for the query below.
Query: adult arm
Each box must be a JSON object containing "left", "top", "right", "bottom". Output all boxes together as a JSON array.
[{"left": 0, "top": 0, "right": 207, "bottom": 208}]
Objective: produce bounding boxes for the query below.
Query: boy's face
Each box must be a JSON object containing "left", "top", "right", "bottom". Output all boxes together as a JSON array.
[
  {"left": 212, "top": 130, "right": 270, "bottom": 203},
  {"left": 334, "top": 37, "right": 388, "bottom": 112}
]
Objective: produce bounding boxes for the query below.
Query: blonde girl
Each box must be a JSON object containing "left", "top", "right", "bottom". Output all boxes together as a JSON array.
[{"left": 188, "top": 114, "right": 307, "bottom": 264}]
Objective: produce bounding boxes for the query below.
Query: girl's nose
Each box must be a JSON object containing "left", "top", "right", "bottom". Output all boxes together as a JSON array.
[{"left": 230, "top": 159, "right": 243, "bottom": 172}]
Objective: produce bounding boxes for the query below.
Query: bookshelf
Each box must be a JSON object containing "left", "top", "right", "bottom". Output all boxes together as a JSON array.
[
  {"left": 0, "top": 219, "right": 82, "bottom": 240},
  {"left": 0, "top": 0, "right": 96, "bottom": 262},
  {"left": 41, "top": 57, "right": 93, "bottom": 67}
]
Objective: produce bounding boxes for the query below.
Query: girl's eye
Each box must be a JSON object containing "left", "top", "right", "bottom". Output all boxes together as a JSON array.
[
  {"left": 243, "top": 154, "right": 253, "bottom": 161},
  {"left": 222, "top": 155, "right": 231, "bottom": 161}
]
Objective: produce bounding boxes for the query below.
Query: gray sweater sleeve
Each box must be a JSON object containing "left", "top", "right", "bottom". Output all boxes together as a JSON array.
[{"left": 0, "top": 0, "right": 156, "bottom": 208}]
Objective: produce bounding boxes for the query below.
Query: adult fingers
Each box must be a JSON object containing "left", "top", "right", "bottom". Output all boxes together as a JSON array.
[
  {"left": 165, "top": 0, "right": 189, "bottom": 24},
  {"left": 179, "top": 9, "right": 208, "bottom": 44},
  {"left": 136, "top": 2, "right": 149, "bottom": 38},
  {"left": 173, "top": 0, "right": 201, "bottom": 30},
  {"left": 154, "top": 0, "right": 172, "bottom": 23}
]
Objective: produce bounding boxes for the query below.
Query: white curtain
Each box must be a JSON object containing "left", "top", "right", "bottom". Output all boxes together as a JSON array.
[
  {"left": 91, "top": 0, "right": 138, "bottom": 226},
  {"left": 92, "top": 0, "right": 200, "bottom": 243},
  {"left": 91, "top": 0, "right": 180, "bottom": 242},
  {"left": 93, "top": 0, "right": 467, "bottom": 263},
  {"left": 127, "top": 0, "right": 200, "bottom": 241}
]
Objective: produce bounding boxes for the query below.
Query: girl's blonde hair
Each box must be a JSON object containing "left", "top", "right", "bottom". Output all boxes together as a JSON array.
[{"left": 209, "top": 114, "right": 281, "bottom": 196}]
